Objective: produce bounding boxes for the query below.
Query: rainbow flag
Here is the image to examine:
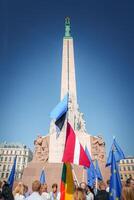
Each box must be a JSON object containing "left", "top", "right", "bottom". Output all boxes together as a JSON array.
[{"left": 60, "top": 163, "right": 74, "bottom": 200}]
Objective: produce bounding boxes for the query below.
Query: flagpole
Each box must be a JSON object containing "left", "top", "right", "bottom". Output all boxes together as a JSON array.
[
  {"left": 82, "top": 167, "right": 85, "bottom": 182},
  {"left": 71, "top": 165, "right": 79, "bottom": 186},
  {"left": 95, "top": 158, "right": 98, "bottom": 194}
]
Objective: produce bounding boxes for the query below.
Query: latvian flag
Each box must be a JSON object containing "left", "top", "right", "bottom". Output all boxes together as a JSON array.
[{"left": 62, "top": 122, "right": 90, "bottom": 168}]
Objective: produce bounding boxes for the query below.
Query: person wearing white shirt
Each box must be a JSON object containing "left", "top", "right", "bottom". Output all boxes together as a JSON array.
[
  {"left": 25, "top": 180, "right": 43, "bottom": 200},
  {"left": 40, "top": 183, "right": 50, "bottom": 200},
  {"left": 14, "top": 184, "right": 25, "bottom": 200},
  {"left": 86, "top": 185, "right": 94, "bottom": 200},
  {"left": 49, "top": 183, "right": 60, "bottom": 200}
]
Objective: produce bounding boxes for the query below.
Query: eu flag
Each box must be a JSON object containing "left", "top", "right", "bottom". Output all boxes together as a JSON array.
[
  {"left": 7, "top": 156, "right": 17, "bottom": 189},
  {"left": 50, "top": 94, "right": 68, "bottom": 135},
  {"left": 109, "top": 151, "right": 122, "bottom": 200},
  {"left": 106, "top": 138, "right": 125, "bottom": 166},
  {"left": 40, "top": 169, "right": 46, "bottom": 184},
  {"left": 95, "top": 160, "right": 103, "bottom": 181},
  {"left": 85, "top": 147, "right": 96, "bottom": 188}
]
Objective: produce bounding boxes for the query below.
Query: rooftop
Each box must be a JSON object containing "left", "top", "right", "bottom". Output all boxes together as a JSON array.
[{"left": 0, "top": 141, "right": 28, "bottom": 149}]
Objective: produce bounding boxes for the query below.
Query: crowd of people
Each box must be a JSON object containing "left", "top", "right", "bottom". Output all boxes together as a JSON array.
[{"left": 0, "top": 178, "right": 134, "bottom": 200}]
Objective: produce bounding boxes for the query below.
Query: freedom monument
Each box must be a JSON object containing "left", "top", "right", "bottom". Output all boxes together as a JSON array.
[{"left": 22, "top": 17, "right": 109, "bottom": 188}]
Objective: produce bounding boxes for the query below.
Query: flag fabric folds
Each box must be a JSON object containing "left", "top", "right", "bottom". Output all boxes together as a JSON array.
[
  {"left": 50, "top": 94, "right": 68, "bottom": 132},
  {"left": 95, "top": 160, "right": 103, "bottom": 181},
  {"left": 60, "top": 163, "right": 74, "bottom": 200},
  {"left": 109, "top": 151, "right": 122, "bottom": 200},
  {"left": 8, "top": 156, "right": 17, "bottom": 189},
  {"left": 40, "top": 169, "right": 46, "bottom": 184},
  {"left": 62, "top": 122, "right": 90, "bottom": 168},
  {"left": 106, "top": 138, "right": 125, "bottom": 166},
  {"left": 85, "top": 147, "right": 96, "bottom": 188}
]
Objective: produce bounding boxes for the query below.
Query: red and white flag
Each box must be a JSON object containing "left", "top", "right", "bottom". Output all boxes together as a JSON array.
[{"left": 62, "top": 122, "right": 90, "bottom": 168}]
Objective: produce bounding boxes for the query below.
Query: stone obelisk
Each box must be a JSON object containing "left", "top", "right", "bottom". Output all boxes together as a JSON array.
[{"left": 49, "top": 17, "right": 91, "bottom": 163}]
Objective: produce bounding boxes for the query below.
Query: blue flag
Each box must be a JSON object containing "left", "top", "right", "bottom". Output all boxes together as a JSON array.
[
  {"left": 85, "top": 147, "right": 96, "bottom": 188},
  {"left": 8, "top": 156, "right": 17, "bottom": 189},
  {"left": 50, "top": 94, "right": 68, "bottom": 134},
  {"left": 40, "top": 169, "right": 46, "bottom": 184},
  {"left": 106, "top": 138, "right": 125, "bottom": 166},
  {"left": 109, "top": 151, "right": 122, "bottom": 200},
  {"left": 95, "top": 160, "right": 103, "bottom": 180}
]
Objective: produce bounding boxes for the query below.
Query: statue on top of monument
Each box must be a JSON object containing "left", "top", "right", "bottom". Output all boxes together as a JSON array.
[{"left": 65, "top": 17, "right": 71, "bottom": 37}]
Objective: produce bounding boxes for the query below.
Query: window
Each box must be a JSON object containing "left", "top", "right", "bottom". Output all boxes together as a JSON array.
[
  {"left": 126, "top": 160, "right": 129, "bottom": 164},
  {"left": 7, "top": 165, "right": 10, "bottom": 171},
  {"left": 23, "top": 157, "right": 26, "bottom": 162},
  {"left": 6, "top": 173, "right": 9, "bottom": 178},
  {"left": 5, "top": 157, "right": 7, "bottom": 161},
  {"left": 18, "top": 157, "right": 21, "bottom": 162},
  {"left": 3, "top": 165, "right": 6, "bottom": 171},
  {"left": 1, "top": 157, "right": 3, "bottom": 161},
  {"left": 124, "top": 167, "right": 126, "bottom": 171},
  {"left": 9, "top": 157, "right": 12, "bottom": 161},
  {"left": 1, "top": 173, "right": 4, "bottom": 178},
  {"left": 128, "top": 166, "right": 130, "bottom": 171}
]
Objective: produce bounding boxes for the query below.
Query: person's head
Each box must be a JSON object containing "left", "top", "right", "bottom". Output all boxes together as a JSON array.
[
  {"left": 86, "top": 185, "right": 93, "bottom": 194},
  {"left": 130, "top": 179, "right": 134, "bottom": 189},
  {"left": 106, "top": 180, "right": 110, "bottom": 187},
  {"left": 73, "top": 187, "right": 86, "bottom": 200},
  {"left": 14, "top": 184, "right": 25, "bottom": 196},
  {"left": 80, "top": 182, "right": 87, "bottom": 190},
  {"left": 52, "top": 183, "right": 58, "bottom": 193},
  {"left": 32, "top": 180, "right": 41, "bottom": 192},
  {"left": 24, "top": 185, "right": 28, "bottom": 194},
  {"left": 121, "top": 186, "right": 134, "bottom": 200},
  {"left": 2, "top": 183, "right": 14, "bottom": 200},
  {"left": 126, "top": 178, "right": 131, "bottom": 187},
  {"left": 0, "top": 181, "right": 2, "bottom": 189},
  {"left": 99, "top": 181, "right": 106, "bottom": 191},
  {"left": 40, "top": 184, "right": 48, "bottom": 194}
]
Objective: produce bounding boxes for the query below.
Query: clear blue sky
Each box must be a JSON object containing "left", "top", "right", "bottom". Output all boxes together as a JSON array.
[{"left": 0, "top": 0, "right": 134, "bottom": 156}]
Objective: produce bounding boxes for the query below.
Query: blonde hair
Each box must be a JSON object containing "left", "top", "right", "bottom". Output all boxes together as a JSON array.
[
  {"left": 32, "top": 180, "right": 41, "bottom": 192},
  {"left": 14, "top": 184, "right": 25, "bottom": 196},
  {"left": 121, "top": 186, "right": 134, "bottom": 200}
]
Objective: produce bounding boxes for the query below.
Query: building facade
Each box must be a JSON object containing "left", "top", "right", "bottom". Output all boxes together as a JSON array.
[
  {"left": 119, "top": 157, "right": 134, "bottom": 181},
  {"left": 0, "top": 142, "right": 33, "bottom": 180}
]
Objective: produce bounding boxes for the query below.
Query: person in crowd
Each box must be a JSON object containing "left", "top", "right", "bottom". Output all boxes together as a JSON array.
[
  {"left": 121, "top": 186, "right": 134, "bottom": 200},
  {"left": 1, "top": 182, "right": 14, "bottom": 200},
  {"left": 73, "top": 187, "right": 86, "bottom": 200},
  {"left": 40, "top": 184, "right": 50, "bottom": 200},
  {"left": 24, "top": 185, "right": 30, "bottom": 198},
  {"left": 13, "top": 184, "right": 25, "bottom": 200},
  {"left": 0, "top": 181, "right": 2, "bottom": 192},
  {"left": 50, "top": 183, "right": 60, "bottom": 200},
  {"left": 95, "top": 181, "right": 109, "bottom": 200},
  {"left": 0, "top": 181, "right": 2, "bottom": 200},
  {"left": 25, "top": 180, "right": 43, "bottom": 200},
  {"left": 80, "top": 182, "right": 87, "bottom": 191},
  {"left": 126, "top": 178, "right": 134, "bottom": 189},
  {"left": 106, "top": 180, "right": 110, "bottom": 193},
  {"left": 86, "top": 185, "right": 94, "bottom": 200}
]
